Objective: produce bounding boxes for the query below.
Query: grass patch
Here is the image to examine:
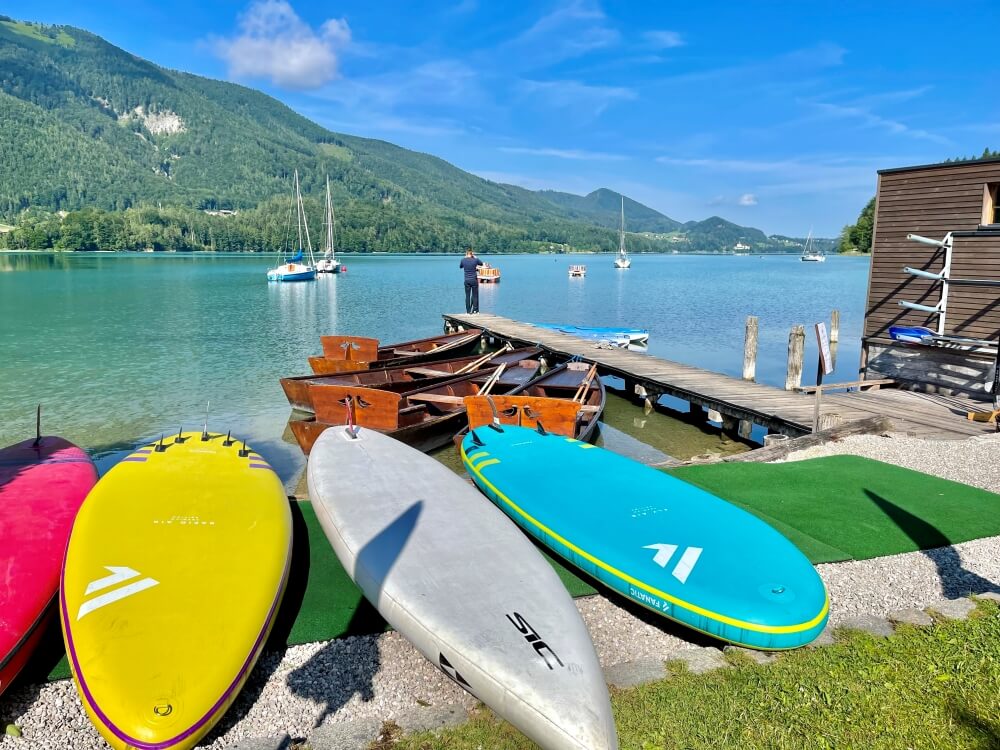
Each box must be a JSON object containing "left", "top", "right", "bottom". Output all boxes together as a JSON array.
[
  {"left": 1, "top": 21, "right": 75, "bottom": 47},
  {"left": 390, "top": 601, "right": 1000, "bottom": 750},
  {"left": 318, "top": 142, "right": 353, "bottom": 161}
]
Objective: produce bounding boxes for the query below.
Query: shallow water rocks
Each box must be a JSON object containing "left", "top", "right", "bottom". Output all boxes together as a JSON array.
[
  {"left": 837, "top": 614, "right": 895, "bottom": 638},
  {"left": 887, "top": 608, "right": 934, "bottom": 627},
  {"left": 604, "top": 658, "right": 667, "bottom": 688},
  {"left": 928, "top": 597, "right": 977, "bottom": 621},
  {"left": 667, "top": 646, "right": 728, "bottom": 675}
]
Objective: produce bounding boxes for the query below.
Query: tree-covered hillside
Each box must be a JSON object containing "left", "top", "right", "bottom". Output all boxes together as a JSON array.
[{"left": 0, "top": 16, "right": 825, "bottom": 253}]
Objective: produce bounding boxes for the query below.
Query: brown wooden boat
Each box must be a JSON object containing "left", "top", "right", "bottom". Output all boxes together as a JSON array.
[
  {"left": 458, "top": 361, "right": 605, "bottom": 445},
  {"left": 288, "top": 359, "right": 544, "bottom": 454},
  {"left": 281, "top": 346, "right": 544, "bottom": 414},
  {"left": 307, "top": 328, "right": 483, "bottom": 375}
]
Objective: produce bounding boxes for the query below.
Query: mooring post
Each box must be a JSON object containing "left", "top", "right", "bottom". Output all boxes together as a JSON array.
[
  {"left": 738, "top": 419, "right": 753, "bottom": 439},
  {"left": 785, "top": 325, "right": 805, "bottom": 391},
  {"left": 830, "top": 310, "right": 840, "bottom": 343},
  {"left": 743, "top": 316, "right": 758, "bottom": 382}
]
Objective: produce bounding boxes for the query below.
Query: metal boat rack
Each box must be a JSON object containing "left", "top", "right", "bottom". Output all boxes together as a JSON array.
[{"left": 898, "top": 232, "right": 1000, "bottom": 350}]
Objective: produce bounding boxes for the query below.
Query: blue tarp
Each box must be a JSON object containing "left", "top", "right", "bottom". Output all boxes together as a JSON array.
[{"left": 289, "top": 250, "right": 304, "bottom": 263}]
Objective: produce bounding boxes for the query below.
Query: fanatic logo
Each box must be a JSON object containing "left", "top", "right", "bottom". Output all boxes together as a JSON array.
[
  {"left": 77, "top": 566, "right": 159, "bottom": 621},
  {"left": 643, "top": 544, "right": 703, "bottom": 584}
]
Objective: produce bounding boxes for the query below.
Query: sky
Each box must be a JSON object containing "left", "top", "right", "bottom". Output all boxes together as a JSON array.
[{"left": 4, "top": 0, "right": 999, "bottom": 236}]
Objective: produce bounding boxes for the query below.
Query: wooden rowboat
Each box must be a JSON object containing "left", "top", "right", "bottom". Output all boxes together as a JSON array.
[
  {"left": 281, "top": 347, "right": 543, "bottom": 414},
  {"left": 289, "top": 360, "right": 543, "bottom": 454},
  {"left": 308, "top": 328, "right": 483, "bottom": 375},
  {"left": 458, "top": 361, "right": 605, "bottom": 445}
]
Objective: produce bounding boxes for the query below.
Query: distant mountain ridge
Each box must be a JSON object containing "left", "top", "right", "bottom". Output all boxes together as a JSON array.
[{"left": 0, "top": 16, "right": 823, "bottom": 253}]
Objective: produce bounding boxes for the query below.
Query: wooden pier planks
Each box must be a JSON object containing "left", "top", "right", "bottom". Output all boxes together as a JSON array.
[{"left": 443, "top": 313, "right": 995, "bottom": 440}]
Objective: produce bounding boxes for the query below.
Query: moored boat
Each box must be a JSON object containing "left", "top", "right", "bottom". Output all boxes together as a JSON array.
[
  {"left": 308, "top": 328, "right": 483, "bottom": 375},
  {"left": 267, "top": 170, "right": 317, "bottom": 282},
  {"left": 289, "top": 360, "right": 543, "bottom": 454},
  {"left": 457, "top": 360, "right": 605, "bottom": 445},
  {"left": 569, "top": 264, "right": 587, "bottom": 277},
  {"left": 477, "top": 263, "right": 501, "bottom": 284},
  {"left": 281, "top": 346, "right": 543, "bottom": 413},
  {"left": 614, "top": 196, "right": 631, "bottom": 269},
  {"left": 315, "top": 177, "right": 345, "bottom": 274},
  {"left": 534, "top": 323, "right": 649, "bottom": 345}
]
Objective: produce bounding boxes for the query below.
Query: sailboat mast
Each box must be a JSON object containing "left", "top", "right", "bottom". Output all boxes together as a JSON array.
[
  {"left": 619, "top": 196, "right": 626, "bottom": 256},
  {"left": 294, "top": 170, "right": 304, "bottom": 252},
  {"left": 325, "top": 176, "right": 335, "bottom": 255},
  {"left": 298, "top": 175, "right": 315, "bottom": 265}
]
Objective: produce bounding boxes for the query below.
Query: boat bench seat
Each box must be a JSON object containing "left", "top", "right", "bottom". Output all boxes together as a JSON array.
[
  {"left": 578, "top": 405, "right": 601, "bottom": 413},
  {"left": 407, "top": 393, "right": 466, "bottom": 405},
  {"left": 392, "top": 349, "right": 423, "bottom": 356}
]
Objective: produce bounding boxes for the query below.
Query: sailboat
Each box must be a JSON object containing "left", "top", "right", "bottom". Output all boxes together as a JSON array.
[
  {"left": 316, "top": 176, "right": 344, "bottom": 274},
  {"left": 799, "top": 229, "right": 825, "bottom": 263},
  {"left": 267, "top": 170, "right": 317, "bottom": 282},
  {"left": 614, "top": 196, "right": 631, "bottom": 269}
]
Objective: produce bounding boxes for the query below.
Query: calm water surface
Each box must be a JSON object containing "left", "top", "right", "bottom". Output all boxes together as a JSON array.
[{"left": 0, "top": 252, "right": 870, "bottom": 483}]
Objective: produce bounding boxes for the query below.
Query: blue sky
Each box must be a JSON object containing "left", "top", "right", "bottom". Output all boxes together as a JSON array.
[{"left": 5, "top": 1, "right": 999, "bottom": 235}]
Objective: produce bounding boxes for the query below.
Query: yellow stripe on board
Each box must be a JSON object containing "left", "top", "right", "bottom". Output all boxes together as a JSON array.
[
  {"left": 473, "top": 458, "right": 500, "bottom": 472},
  {"left": 467, "top": 451, "right": 490, "bottom": 462},
  {"left": 580, "top": 444, "right": 597, "bottom": 450},
  {"left": 460, "top": 448, "right": 829, "bottom": 636}
]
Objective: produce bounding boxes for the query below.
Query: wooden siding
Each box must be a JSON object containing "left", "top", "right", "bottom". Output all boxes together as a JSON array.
[{"left": 866, "top": 160, "right": 1000, "bottom": 344}]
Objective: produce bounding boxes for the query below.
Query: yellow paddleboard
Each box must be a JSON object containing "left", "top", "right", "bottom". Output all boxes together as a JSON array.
[{"left": 60, "top": 432, "right": 292, "bottom": 750}]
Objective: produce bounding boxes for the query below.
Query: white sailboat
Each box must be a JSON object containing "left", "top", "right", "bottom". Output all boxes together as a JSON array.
[
  {"left": 799, "top": 229, "right": 825, "bottom": 263},
  {"left": 316, "top": 176, "right": 344, "bottom": 274},
  {"left": 267, "top": 170, "right": 317, "bottom": 282},
  {"left": 614, "top": 196, "right": 631, "bottom": 269}
]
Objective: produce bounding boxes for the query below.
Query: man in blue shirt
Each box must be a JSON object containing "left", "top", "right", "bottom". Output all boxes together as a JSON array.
[{"left": 458, "top": 248, "right": 484, "bottom": 314}]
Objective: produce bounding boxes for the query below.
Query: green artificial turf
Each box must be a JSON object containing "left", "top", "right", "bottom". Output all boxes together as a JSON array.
[
  {"left": 669, "top": 455, "right": 1000, "bottom": 564},
  {"left": 38, "top": 500, "right": 595, "bottom": 683}
]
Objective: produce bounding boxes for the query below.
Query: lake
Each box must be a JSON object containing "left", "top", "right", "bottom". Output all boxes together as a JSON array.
[{"left": 0, "top": 252, "right": 871, "bottom": 484}]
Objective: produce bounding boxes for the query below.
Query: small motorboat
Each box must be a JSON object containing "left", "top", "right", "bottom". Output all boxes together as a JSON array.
[
  {"left": 889, "top": 325, "right": 935, "bottom": 344},
  {"left": 569, "top": 264, "right": 587, "bottom": 277},
  {"left": 534, "top": 323, "right": 649, "bottom": 346},
  {"left": 477, "top": 263, "right": 501, "bottom": 284}
]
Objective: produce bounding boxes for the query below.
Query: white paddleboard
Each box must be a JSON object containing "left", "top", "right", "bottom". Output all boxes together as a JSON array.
[{"left": 307, "top": 426, "right": 617, "bottom": 750}]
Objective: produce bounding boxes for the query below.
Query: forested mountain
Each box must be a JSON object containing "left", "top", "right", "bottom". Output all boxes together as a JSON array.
[
  {"left": 0, "top": 16, "right": 819, "bottom": 253},
  {"left": 536, "top": 188, "right": 682, "bottom": 233}
]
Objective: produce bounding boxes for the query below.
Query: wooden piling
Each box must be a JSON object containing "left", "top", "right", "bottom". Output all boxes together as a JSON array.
[
  {"left": 743, "top": 316, "right": 758, "bottom": 382},
  {"left": 785, "top": 325, "right": 805, "bottom": 391},
  {"left": 830, "top": 310, "right": 840, "bottom": 343},
  {"left": 738, "top": 419, "right": 753, "bottom": 439}
]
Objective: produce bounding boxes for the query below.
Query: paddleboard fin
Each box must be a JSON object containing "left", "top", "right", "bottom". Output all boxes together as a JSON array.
[
  {"left": 223, "top": 429, "right": 234, "bottom": 447},
  {"left": 201, "top": 401, "right": 211, "bottom": 441},
  {"left": 174, "top": 427, "right": 188, "bottom": 444},
  {"left": 33, "top": 403, "right": 41, "bottom": 448},
  {"left": 469, "top": 429, "right": 484, "bottom": 447},
  {"left": 155, "top": 434, "right": 167, "bottom": 452},
  {"left": 239, "top": 439, "right": 250, "bottom": 457}
]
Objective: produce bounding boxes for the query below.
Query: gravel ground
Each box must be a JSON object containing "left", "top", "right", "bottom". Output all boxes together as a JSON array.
[{"left": 2, "top": 431, "right": 998, "bottom": 748}]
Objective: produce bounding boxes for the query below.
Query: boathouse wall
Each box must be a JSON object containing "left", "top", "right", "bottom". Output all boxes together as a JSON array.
[{"left": 863, "top": 158, "right": 1000, "bottom": 396}]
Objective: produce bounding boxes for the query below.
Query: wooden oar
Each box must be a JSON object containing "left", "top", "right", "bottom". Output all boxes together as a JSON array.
[
  {"left": 572, "top": 364, "right": 598, "bottom": 403},
  {"left": 454, "top": 344, "right": 509, "bottom": 376},
  {"left": 479, "top": 364, "right": 507, "bottom": 396}
]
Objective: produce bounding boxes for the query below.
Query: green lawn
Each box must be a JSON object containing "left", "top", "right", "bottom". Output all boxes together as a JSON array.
[{"left": 390, "top": 601, "right": 1000, "bottom": 750}]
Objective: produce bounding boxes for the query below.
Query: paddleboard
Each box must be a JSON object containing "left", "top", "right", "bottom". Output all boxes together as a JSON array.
[
  {"left": 461, "top": 426, "right": 829, "bottom": 650},
  {"left": 0, "top": 436, "right": 97, "bottom": 696},
  {"left": 308, "top": 426, "right": 617, "bottom": 750},
  {"left": 60, "top": 432, "right": 292, "bottom": 750}
]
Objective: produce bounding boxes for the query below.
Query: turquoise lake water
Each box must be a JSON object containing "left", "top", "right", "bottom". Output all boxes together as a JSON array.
[{"left": 0, "top": 252, "right": 870, "bottom": 483}]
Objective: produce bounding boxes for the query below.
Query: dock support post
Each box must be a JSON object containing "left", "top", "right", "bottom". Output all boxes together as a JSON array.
[
  {"left": 785, "top": 325, "right": 805, "bottom": 391},
  {"left": 722, "top": 414, "right": 738, "bottom": 435},
  {"left": 738, "top": 419, "right": 753, "bottom": 439},
  {"left": 830, "top": 310, "right": 840, "bottom": 343},
  {"left": 743, "top": 316, "right": 758, "bottom": 382}
]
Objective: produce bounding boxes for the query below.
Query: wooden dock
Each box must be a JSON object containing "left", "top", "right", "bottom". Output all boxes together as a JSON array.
[{"left": 443, "top": 313, "right": 996, "bottom": 440}]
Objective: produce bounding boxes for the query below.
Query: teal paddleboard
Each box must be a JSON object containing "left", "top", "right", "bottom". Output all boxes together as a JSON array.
[{"left": 461, "top": 426, "right": 829, "bottom": 650}]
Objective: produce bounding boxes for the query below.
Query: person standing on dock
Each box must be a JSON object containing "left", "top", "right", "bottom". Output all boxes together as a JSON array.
[{"left": 459, "top": 248, "right": 484, "bottom": 314}]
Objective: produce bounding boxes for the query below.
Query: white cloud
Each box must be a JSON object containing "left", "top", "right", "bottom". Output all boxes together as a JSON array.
[
  {"left": 499, "top": 146, "right": 627, "bottom": 161},
  {"left": 506, "top": 0, "right": 619, "bottom": 66},
  {"left": 643, "top": 30, "right": 684, "bottom": 49},
  {"left": 738, "top": 193, "right": 758, "bottom": 206},
  {"left": 214, "top": 1, "right": 351, "bottom": 90}
]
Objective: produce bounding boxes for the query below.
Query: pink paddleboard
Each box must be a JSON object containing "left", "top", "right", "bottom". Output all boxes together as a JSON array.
[{"left": 0, "top": 436, "right": 97, "bottom": 696}]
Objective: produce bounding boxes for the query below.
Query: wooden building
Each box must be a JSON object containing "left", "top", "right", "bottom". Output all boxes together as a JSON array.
[{"left": 862, "top": 157, "right": 1000, "bottom": 397}]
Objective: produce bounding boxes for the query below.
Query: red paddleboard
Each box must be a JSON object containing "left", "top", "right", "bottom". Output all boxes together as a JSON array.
[{"left": 0, "top": 436, "right": 97, "bottom": 696}]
